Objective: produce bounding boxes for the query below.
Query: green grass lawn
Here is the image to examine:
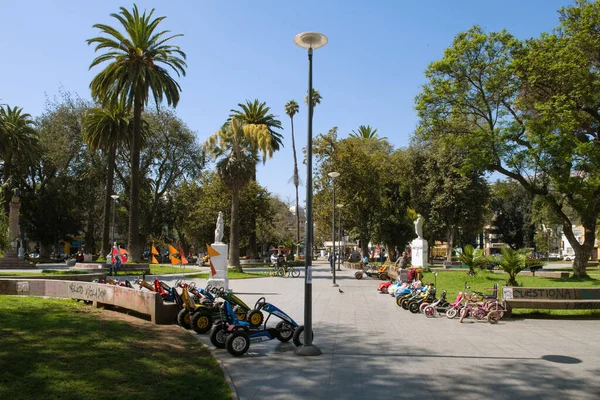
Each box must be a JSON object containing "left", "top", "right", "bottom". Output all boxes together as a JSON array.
[
  {"left": 187, "top": 270, "right": 269, "bottom": 279},
  {"left": 0, "top": 296, "right": 230, "bottom": 400},
  {"left": 420, "top": 269, "right": 600, "bottom": 316}
]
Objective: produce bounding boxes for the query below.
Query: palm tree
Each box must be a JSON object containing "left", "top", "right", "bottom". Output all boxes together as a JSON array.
[
  {"left": 349, "top": 125, "right": 387, "bottom": 140},
  {"left": 304, "top": 89, "right": 322, "bottom": 109},
  {"left": 230, "top": 99, "right": 283, "bottom": 151},
  {"left": 458, "top": 244, "right": 488, "bottom": 276},
  {"left": 82, "top": 103, "right": 132, "bottom": 257},
  {"left": 87, "top": 5, "right": 187, "bottom": 261},
  {"left": 284, "top": 100, "right": 301, "bottom": 246},
  {"left": 229, "top": 99, "right": 283, "bottom": 258},
  {"left": 204, "top": 117, "right": 272, "bottom": 271},
  {"left": 0, "top": 106, "right": 39, "bottom": 207},
  {"left": 495, "top": 247, "right": 530, "bottom": 286}
]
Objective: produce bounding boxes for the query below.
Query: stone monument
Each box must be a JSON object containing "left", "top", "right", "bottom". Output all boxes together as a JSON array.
[
  {"left": 410, "top": 214, "right": 428, "bottom": 268},
  {"left": 207, "top": 211, "right": 229, "bottom": 290},
  {"left": 0, "top": 189, "right": 33, "bottom": 268}
]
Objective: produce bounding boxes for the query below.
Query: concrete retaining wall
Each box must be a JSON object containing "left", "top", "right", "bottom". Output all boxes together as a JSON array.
[
  {"left": 0, "top": 273, "right": 106, "bottom": 282},
  {"left": 0, "top": 279, "right": 178, "bottom": 324}
]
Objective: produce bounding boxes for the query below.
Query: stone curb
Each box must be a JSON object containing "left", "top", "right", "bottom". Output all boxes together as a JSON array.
[{"left": 185, "top": 328, "right": 238, "bottom": 400}]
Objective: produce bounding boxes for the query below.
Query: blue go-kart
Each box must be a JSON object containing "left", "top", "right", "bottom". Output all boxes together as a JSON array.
[{"left": 210, "top": 296, "right": 312, "bottom": 356}]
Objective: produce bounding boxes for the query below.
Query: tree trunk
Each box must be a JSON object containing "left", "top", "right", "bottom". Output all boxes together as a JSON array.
[
  {"left": 387, "top": 245, "right": 397, "bottom": 263},
  {"left": 291, "top": 116, "right": 300, "bottom": 247},
  {"left": 229, "top": 187, "right": 243, "bottom": 272},
  {"left": 563, "top": 217, "right": 596, "bottom": 277},
  {"left": 101, "top": 145, "right": 116, "bottom": 257},
  {"left": 128, "top": 98, "right": 143, "bottom": 262},
  {"left": 247, "top": 169, "right": 258, "bottom": 259},
  {"left": 446, "top": 228, "right": 454, "bottom": 263}
]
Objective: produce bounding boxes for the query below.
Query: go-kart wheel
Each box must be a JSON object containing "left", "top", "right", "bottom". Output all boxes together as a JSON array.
[
  {"left": 275, "top": 321, "right": 294, "bottom": 342},
  {"left": 125, "top": 280, "right": 133, "bottom": 288},
  {"left": 292, "top": 326, "right": 314, "bottom": 347},
  {"left": 210, "top": 324, "right": 228, "bottom": 349},
  {"left": 354, "top": 272, "right": 363, "bottom": 280},
  {"left": 190, "top": 309, "right": 212, "bottom": 334},
  {"left": 446, "top": 308, "right": 458, "bottom": 319},
  {"left": 226, "top": 330, "right": 250, "bottom": 357},
  {"left": 395, "top": 296, "right": 404, "bottom": 307},
  {"left": 400, "top": 298, "right": 411, "bottom": 310},
  {"left": 379, "top": 273, "right": 388, "bottom": 280},
  {"left": 409, "top": 302, "right": 420, "bottom": 314},
  {"left": 177, "top": 309, "right": 191, "bottom": 329},
  {"left": 419, "top": 303, "right": 430, "bottom": 313},
  {"left": 233, "top": 306, "right": 247, "bottom": 322},
  {"left": 247, "top": 310, "right": 264, "bottom": 327},
  {"left": 487, "top": 311, "right": 501, "bottom": 324},
  {"left": 424, "top": 306, "right": 436, "bottom": 318}
]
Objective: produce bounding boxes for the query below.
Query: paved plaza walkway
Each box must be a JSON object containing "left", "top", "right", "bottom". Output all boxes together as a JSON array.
[
  {"left": 6, "top": 260, "right": 600, "bottom": 399},
  {"left": 157, "top": 260, "right": 599, "bottom": 400}
]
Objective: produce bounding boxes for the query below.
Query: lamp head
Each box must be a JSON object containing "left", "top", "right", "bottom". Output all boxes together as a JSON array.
[
  {"left": 294, "top": 32, "right": 328, "bottom": 50},
  {"left": 328, "top": 171, "right": 340, "bottom": 179}
]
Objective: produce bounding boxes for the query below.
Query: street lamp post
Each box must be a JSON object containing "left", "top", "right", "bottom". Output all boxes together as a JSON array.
[
  {"left": 111, "top": 194, "right": 119, "bottom": 248},
  {"left": 110, "top": 194, "right": 119, "bottom": 277},
  {"left": 328, "top": 172, "right": 340, "bottom": 287},
  {"left": 294, "top": 31, "right": 327, "bottom": 357},
  {"left": 337, "top": 204, "right": 343, "bottom": 271}
]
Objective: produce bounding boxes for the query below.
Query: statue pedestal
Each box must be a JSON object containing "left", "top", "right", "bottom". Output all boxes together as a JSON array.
[
  {"left": 207, "top": 243, "right": 229, "bottom": 291},
  {"left": 410, "top": 238, "right": 428, "bottom": 268}
]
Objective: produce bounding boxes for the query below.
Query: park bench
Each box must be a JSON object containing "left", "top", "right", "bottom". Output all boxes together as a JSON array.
[{"left": 503, "top": 287, "right": 600, "bottom": 310}]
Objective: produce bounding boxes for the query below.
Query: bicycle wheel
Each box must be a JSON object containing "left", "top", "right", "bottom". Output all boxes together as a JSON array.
[
  {"left": 277, "top": 267, "right": 285, "bottom": 277},
  {"left": 291, "top": 268, "right": 300, "bottom": 278},
  {"left": 446, "top": 307, "right": 458, "bottom": 319}
]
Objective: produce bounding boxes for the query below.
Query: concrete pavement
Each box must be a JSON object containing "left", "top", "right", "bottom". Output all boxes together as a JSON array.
[{"left": 176, "top": 260, "right": 600, "bottom": 400}]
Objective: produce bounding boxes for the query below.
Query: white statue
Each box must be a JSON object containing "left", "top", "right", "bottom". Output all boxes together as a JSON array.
[
  {"left": 414, "top": 214, "right": 424, "bottom": 239},
  {"left": 215, "top": 211, "right": 224, "bottom": 243}
]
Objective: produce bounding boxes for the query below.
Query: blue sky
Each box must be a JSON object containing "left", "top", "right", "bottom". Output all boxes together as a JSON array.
[{"left": 0, "top": 0, "right": 572, "bottom": 205}]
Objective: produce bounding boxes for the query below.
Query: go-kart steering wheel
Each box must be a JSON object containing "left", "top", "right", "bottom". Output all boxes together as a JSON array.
[
  {"left": 188, "top": 282, "right": 196, "bottom": 291},
  {"left": 175, "top": 279, "right": 184, "bottom": 288},
  {"left": 254, "top": 297, "right": 266, "bottom": 310}
]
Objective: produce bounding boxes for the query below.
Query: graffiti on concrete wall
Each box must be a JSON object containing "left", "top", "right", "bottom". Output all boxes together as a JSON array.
[{"left": 68, "top": 282, "right": 107, "bottom": 300}]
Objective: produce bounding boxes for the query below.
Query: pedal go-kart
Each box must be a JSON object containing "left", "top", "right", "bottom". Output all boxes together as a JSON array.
[
  {"left": 354, "top": 264, "right": 387, "bottom": 280},
  {"left": 188, "top": 285, "right": 264, "bottom": 334},
  {"left": 209, "top": 297, "right": 312, "bottom": 356}
]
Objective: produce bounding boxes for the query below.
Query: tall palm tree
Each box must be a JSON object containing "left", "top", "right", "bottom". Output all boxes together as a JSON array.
[
  {"left": 229, "top": 99, "right": 283, "bottom": 258},
  {"left": 87, "top": 4, "right": 187, "bottom": 261},
  {"left": 349, "top": 125, "right": 387, "bottom": 140},
  {"left": 0, "top": 106, "right": 39, "bottom": 207},
  {"left": 204, "top": 117, "right": 272, "bottom": 271},
  {"left": 230, "top": 99, "right": 283, "bottom": 151},
  {"left": 82, "top": 103, "right": 132, "bottom": 257},
  {"left": 284, "top": 100, "right": 301, "bottom": 244},
  {"left": 304, "top": 89, "right": 322, "bottom": 109}
]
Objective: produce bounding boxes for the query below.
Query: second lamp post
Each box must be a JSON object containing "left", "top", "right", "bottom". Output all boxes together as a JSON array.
[{"left": 328, "top": 171, "right": 340, "bottom": 286}]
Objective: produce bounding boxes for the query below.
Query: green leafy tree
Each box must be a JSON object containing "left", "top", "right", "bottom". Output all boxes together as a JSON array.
[
  {"left": 408, "top": 134, "right": 490, "bottom": 262},
  {"left": 203, "top": 117, "right": 272, "bottom": 270},
  {"left": 87, "top": 4, "right": 187, "bottom": 261},
  {"left": 415, "top": 14, "right": 600, "bottom": 277},
  {"left": 82, "top": 103, "right": 132, "bottom": 256},
  {"left": 489, "top": 180, "right": 536, "bottom": 250}
]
